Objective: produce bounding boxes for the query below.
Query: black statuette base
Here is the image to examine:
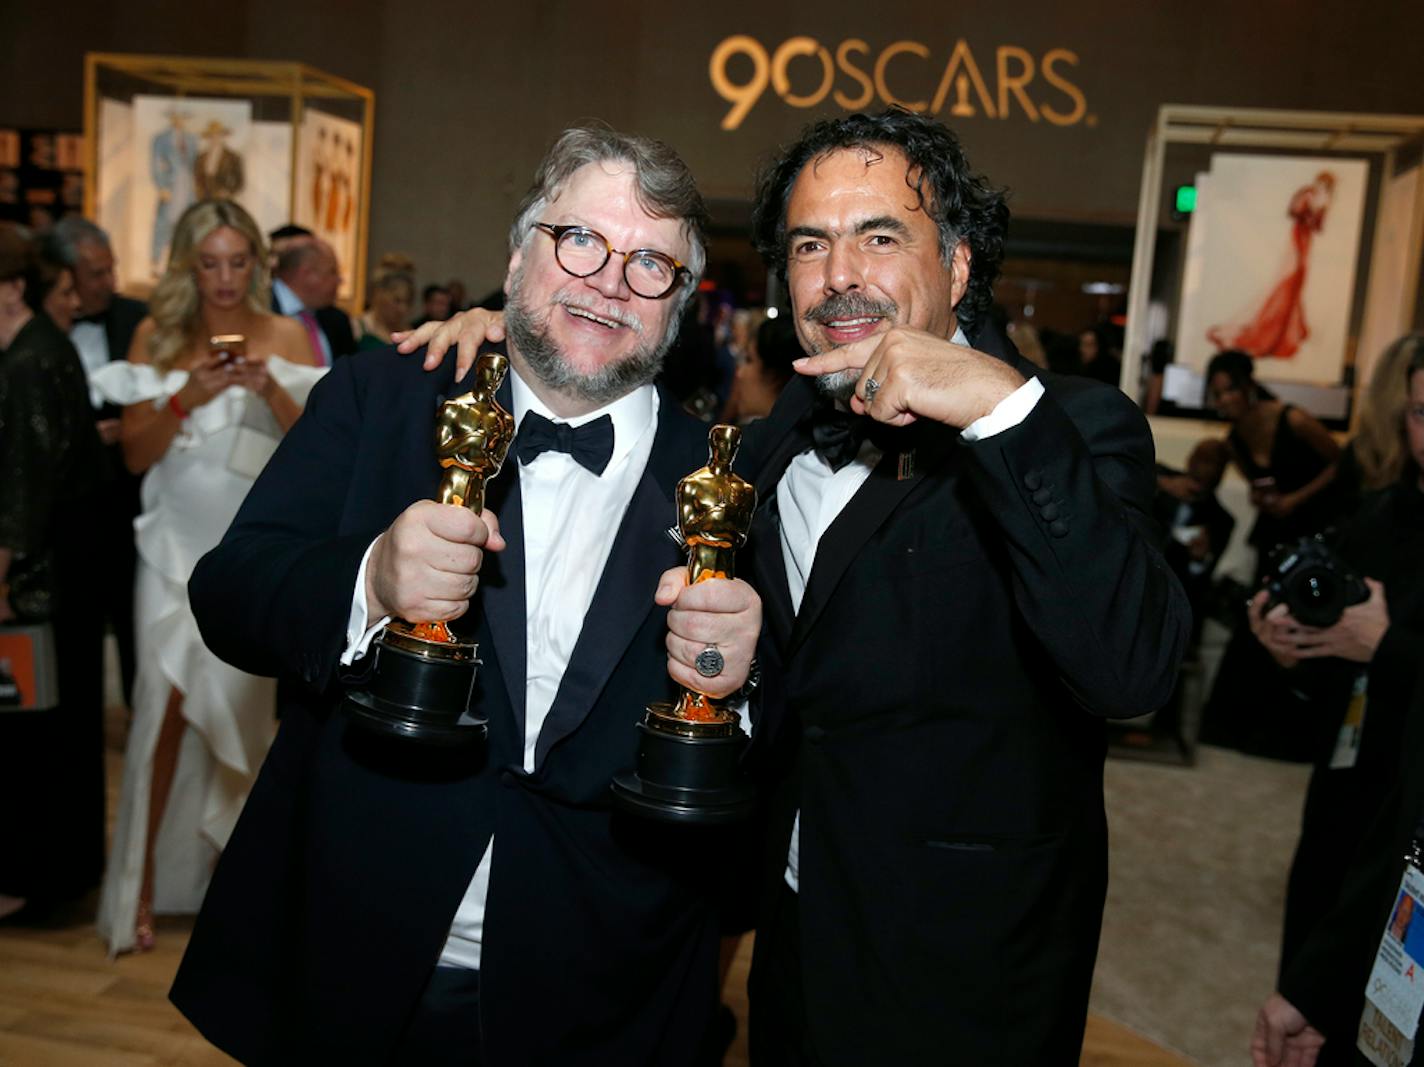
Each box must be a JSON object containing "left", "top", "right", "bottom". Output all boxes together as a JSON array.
[
  {"left": 341, "top": 631, "right": 486, "bottom": 746},
  {"left": 610, "top": 719, "right": 753, "bottom": 824}
]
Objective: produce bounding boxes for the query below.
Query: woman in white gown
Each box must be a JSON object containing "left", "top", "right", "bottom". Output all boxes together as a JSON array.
[{"left": 93, "top": 200, "right": 325, "bottom": 954}]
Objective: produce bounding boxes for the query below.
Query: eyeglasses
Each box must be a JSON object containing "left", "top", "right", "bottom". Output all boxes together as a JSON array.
[{"left": 533, "top": 223, "right": 688, "bottom": 300}]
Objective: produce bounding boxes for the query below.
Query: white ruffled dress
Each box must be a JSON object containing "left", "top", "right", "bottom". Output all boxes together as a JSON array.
[{"left": 91, "top": 357, "right": 326, "bottom": 955}]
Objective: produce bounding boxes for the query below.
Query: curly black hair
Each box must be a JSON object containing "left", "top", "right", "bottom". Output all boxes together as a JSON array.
[{"left": 750, "top": 108, "right": 1009, "bottom": 337}]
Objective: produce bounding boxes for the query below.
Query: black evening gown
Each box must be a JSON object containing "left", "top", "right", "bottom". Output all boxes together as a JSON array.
[{"left": 0, "top": 313, "right": 107, "bottom": 902}]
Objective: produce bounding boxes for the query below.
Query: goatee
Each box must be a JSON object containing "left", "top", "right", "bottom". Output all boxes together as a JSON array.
[
  {"left": 802, "top": 292, "right": 898, "bottom": 402},
  {"left": 504, "top": 273, "right": 675, "bottom": 407}
]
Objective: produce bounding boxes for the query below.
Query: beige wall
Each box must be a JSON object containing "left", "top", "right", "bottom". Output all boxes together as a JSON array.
[{"left": 6, "top": 0, "right": 1423, "bottom": 296}]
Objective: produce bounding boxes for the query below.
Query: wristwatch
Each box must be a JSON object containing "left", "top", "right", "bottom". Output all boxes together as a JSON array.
[{"left": 727, "top": 656, "right": 761, "bottom": 705}]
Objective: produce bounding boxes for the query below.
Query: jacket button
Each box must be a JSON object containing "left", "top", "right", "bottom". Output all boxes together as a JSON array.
[
  {"left": 1049, "top": 520, "right": 1069, "bottom": 538},
  {"left": 1040, "top": 503, "right": 1060, "bottom": 521},
  {"left": 1031, "top": 488, "right": 1053, "bottom": 506},
  {"left": 1023, "top": 471, "right": 1042, "bottom": 491}
]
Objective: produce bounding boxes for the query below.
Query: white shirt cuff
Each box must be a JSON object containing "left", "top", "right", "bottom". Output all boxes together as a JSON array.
[
  {"left": 731, "top": 696, "right": 751, "bottom": 736},
  {"left": 341, "top": 538, "right": 391, "bottom": 666},
  {"left": 960, "top": 376, "right": 1045, "bottom": 442}
]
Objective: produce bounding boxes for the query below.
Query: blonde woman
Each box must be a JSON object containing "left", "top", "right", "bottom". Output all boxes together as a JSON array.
[
  {"left": 1345, "top": 334, "right": 1424, "bottom": 499},
  {"left": 93, "top": 199, "right": 324, "bottom": 954}
]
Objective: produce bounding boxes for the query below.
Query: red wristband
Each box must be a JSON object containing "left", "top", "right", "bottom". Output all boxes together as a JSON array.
[{"left": 168, "top": 393, "right": 188, "bottom": 419}]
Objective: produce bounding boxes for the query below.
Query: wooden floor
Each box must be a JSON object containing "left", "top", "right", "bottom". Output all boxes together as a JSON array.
[
  {"left": 0, "top": 916, "right": 1195, "bottom": 1066},
  {"left": 0, "top": 714, "right": 1194, "bottom": 1066}
]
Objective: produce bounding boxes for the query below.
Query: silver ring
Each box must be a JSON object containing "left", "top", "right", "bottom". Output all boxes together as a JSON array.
[
  {"left": 863, "top": 377, "right": 881, "bottom": 404},
  {"left": 694, "top": 644, "right": 725, "bottom": 678}
]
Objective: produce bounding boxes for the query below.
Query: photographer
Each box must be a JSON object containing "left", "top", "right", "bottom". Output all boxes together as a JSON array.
[{"left": 1250, "top": 336, "right": 1424, "bottom": 1065}]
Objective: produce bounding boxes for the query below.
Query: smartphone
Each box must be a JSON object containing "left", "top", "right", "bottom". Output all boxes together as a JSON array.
[{"left": 210, "top": 334, "right": 246, "bottom": 365}]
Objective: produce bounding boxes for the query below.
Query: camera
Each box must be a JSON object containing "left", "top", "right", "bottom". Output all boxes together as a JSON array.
[{"left": 1260, "top": 534, "right": 1368, "bottom": 628}]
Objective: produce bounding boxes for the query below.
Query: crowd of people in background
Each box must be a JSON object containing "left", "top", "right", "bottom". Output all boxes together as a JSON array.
[{"left": 3, "top": 133, "right": 1424, "bottom": 1063}]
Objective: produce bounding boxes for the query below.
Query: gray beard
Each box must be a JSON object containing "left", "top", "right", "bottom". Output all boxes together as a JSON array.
[
  {"left": 505, "top": 289, "right": 671, "bottom": 408},
  {"left": 812, "top": 368, "right": 860, "bottom": 403}
]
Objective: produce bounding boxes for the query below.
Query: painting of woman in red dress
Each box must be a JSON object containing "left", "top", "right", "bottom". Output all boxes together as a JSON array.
[{"left": 1207, "top": 171, "right": 1335, "bottom": 359}]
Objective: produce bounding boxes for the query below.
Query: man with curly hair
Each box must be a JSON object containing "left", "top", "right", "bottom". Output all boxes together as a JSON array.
[{"left": 738, "top": 109, "right": 1189, "bottom": 1065}]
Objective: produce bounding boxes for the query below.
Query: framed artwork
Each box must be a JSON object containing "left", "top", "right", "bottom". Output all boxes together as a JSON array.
[
  {"left": 294, "top": 109, "right": 362, "bottom": 301},
  {"left": 1175, "top": 153, "right": 1369, "bottom": 386}
]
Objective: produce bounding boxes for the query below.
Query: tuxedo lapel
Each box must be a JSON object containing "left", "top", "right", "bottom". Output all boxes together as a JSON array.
[
  {"left": 786, "top": 424, "right": 956, "bottom": 660},
  {"left": 747, "top": 379, "right": 817, "bottom": 652},
  {"left": 532, "top": 403, "right": 687, "bottom": 768},
  {"left": 479, "top": 457, "right": 526, "bottom": 736},
  {"left": 751, "top": 495, "right": 795, "bottom": 651},
  {"left": 454, "top": 368, "right": 526, "bottom": 736}
]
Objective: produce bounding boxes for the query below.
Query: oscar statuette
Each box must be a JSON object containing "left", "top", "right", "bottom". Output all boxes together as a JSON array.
[
  {"left": 611, "top": 424, "right": 758, "bottom": 823},
  {"left": 342, "top": 352, "right": 516, "bottom": 745}
]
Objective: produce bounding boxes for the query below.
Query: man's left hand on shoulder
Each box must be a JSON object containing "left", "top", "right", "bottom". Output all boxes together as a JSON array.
[
  {"left": 655, "top": 568, "right": 761, "bottom": 699},
  {"left": 793, "top": 326, "right": 1025, "bottom": 431}
]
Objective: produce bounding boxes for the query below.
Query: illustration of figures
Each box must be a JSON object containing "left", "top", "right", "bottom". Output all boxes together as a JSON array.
[
  {"left": 325, "top": 134, "right": 345, "bottom": 233},
  {"left": 150, "top": 108, "right": 197, "bottom": 275},
  {"left": 311, "top": 127, "right": 327, "bottom": 225},
  {"left": 341, "top": 138, "right": 356, "bottom": 233},
  {"left": 1207, "top": 171, "right": 1335, "bottom": 360},
  {"left": 194, "top": 119, "right": 245, "bottom": 201},
  {"left": 298, "top": 113, "right": 361, "bottom": 301}
]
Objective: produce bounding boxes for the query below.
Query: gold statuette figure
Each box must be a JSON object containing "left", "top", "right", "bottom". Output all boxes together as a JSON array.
[
  {"left": 648, "top": 424, "right": 757, "bottom": 733},
  {"left": 343, "top": 351, "right": 514, "bottom": 746},
  {"left": 434, "top": 353, "right": 517, "bottom": 514},
  {"left": 396, "top": 352, "right": 515, "bottom": 645}
]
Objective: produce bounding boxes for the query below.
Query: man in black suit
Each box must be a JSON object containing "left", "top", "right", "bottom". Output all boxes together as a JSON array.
[
  {"left": 271, "top": 233, "right": 355, "bottom": 362},
  {"left": 738, "top": 110, "right": 1190, "bottom": 1065},
  {"left": 172, "top": 127, "right": 762, "bottom": 1065},
  {"left": 50, "top": 216, "right": 147, "bottom": 705}
]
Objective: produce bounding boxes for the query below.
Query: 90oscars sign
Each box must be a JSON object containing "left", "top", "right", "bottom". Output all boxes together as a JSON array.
[{"left": 708, "top": 34, "right": 1093, "bottom": 132}]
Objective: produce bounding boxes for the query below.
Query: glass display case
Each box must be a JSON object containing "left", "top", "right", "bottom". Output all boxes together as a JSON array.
[{"left": 84, "top": 52, "right": 374, "bottom": 308}]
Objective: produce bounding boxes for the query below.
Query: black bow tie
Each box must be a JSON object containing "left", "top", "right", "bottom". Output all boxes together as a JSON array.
[
  {"left": 806, "top": 402, "right": 871, "bottom": 472},
  {"left": 74, "top": 311, "right": 107, "bottom": 326},
  {"left": 515, "top": 411, "right": 615, "bottom": 476}
]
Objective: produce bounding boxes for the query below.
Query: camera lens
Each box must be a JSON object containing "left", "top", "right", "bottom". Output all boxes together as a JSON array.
[{"left": 1291, "top": 568, "right": 1341, "bottom": 627}]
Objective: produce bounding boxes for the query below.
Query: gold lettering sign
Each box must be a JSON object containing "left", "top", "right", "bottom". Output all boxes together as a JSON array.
[{"left": 709, "top": 35, "right": 1093, "bottom": 131}]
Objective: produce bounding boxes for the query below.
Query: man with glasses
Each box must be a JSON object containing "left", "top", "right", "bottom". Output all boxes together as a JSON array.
[
  {"left": 407, "top": 111, "right": 1189, "bottom": 1065},
  {"left": 170, "top": 126, "right": 761, "bottom": 1066}
]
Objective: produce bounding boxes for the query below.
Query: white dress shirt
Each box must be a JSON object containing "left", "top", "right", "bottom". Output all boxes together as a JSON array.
[
  {"left": 70, "top": 321, "right": 111, "bottom": 406},
  {"left": 780, "top": 328, "right": 1044, "bottom": 891},
  {"left": 271, "top": 276, "right": 304, "bottom": 317},
  {"left": 342, "top": 369, "right": 660, "bottom": 969}
]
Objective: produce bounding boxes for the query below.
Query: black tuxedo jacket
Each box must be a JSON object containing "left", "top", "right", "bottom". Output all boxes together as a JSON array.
[
  {"left": 315, "top": 304, "right": 357, "bottom": 359},
  {"left": 172, "top": 346, "right": 726, "bottom": 1065},
  {"left": 102, "top": 295, "right": 147, "bottom": 363},
  {"left": 95, "top": 290, "right": 147, "bottom": 458},
  {"left": 269, "top": 289, "right": 357, "bottom": 360},
  {"left": 92, "top": 294, "right": 148, "bottom": 415},
  {"left": 739, "top": 323, "right": 1190, "bottom": 1066}
]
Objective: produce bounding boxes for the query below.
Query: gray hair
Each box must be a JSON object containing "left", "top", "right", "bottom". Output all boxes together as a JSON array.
[
  {"left": 509, "top": 126, "right": 708, "bottom": 312},
  {"left": 49, "top": 216, "right": 112, "bottom": 267}
]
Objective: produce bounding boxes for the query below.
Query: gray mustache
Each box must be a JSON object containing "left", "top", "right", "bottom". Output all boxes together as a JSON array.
[
  {"left": 555, "top": 295, "right": 644, "bottom": 332},
  {"left": 805, "top": 293, "right": 897, "bottom": 324}
]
